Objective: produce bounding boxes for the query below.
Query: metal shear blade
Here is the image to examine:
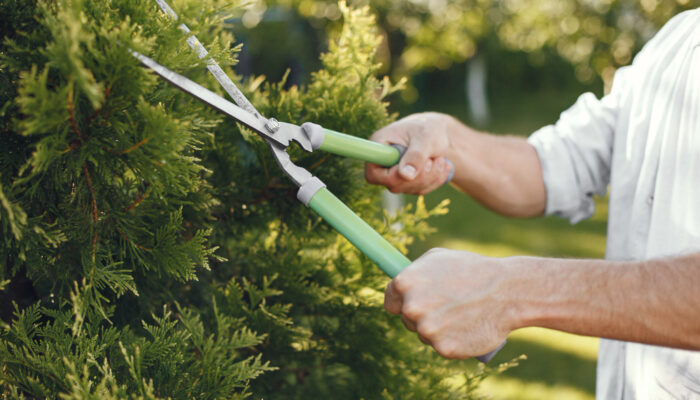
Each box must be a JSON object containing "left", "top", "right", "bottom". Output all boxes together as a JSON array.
[{"left": 133, "top": 51, "right": 313, "bottom": 154}]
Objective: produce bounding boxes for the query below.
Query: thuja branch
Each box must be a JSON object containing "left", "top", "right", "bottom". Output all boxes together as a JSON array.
[
  {"left": 103, "top": 136, "right": 151, "bottom": 155},
  {"left": 114, "top": 138, "right": 150, "bottom": 155},
  {"left": 61, "top": 140, "right": 81, "bottom": 154},
  {"left": 67, "top": 87, "right": 87, "bottom": 142},
  {"left": 124, "top": 184, "right": 152, "bottom": 212},
  {"left": 82, "top": 163, "right": 98, "bottom": 262},
  {"left": 116, "top": 227, "right": 151, "bottom": 252},
  {"left": 88, "top": 86, "right": 111, "bottom": 122},
  {"left": 307, "top": 154, "right": 330, "bottom": 172}
]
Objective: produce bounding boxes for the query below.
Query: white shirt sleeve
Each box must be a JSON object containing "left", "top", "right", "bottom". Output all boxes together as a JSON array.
[{"left": 527, "top": 67, "right": 631, "bottom": 224}]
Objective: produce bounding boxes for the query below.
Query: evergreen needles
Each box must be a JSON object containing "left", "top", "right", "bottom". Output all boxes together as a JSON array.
[{"left": 1, "top": 1, "right": 517, "bottom": 398}]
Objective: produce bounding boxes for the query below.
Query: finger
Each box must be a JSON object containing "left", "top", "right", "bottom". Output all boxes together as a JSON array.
[
  {"left": 393, "top": 156, "right": 454, "bottom": 194},
  {"left": 434, "top": 339, "right": 461, "bottom": 359},
  {"left": 423, "top": 159, "right": 434, "bottom": 174},
  {"left": 365, "top": 123, "right": 410, "bottom": 185},
  {"left": 401, "top": 293, "right": 426, "bottom": 321},
  {"left": 369, "top": 119, "right": 409, "bottom": 143},
  {"left": 401, "top": 315, "right": 417, "bottom": 332},
  {"left": 365, "top": 162, "right": 397, "bottom": 186},
  {"left": 365, "top": 162, "right": 428, "bottom": 193},
  {"left": 417, "top": 158, "right": 453, "bottom": 195},
  {"left": 418, "top": 334, "right": 432, "bottom": 345},
  {"left": 367, "top": 165, "right": 431, "bottom": 194},
  {"left": 384, "top": 281, "right": 403, "bottom": 315},
  {"left": 398, "top": 138, "right": 429, "bottom": 181}
]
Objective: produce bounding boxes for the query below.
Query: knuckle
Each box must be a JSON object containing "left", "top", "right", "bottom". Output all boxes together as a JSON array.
[
  {"left": 416, "top": 321, "right": 439, "bottom": 340},
  {"left": 383, "top": 286, "right": 401, "bottom": 314},
  {"left": 392, "top": 275, "right": 410, "bottom": 293},
  {"left": 369, "top": 127, "right": 390, "bottom": 142},
  {"left": 384, "top": 297, "right": 400, "bottom": 314},
  {"left": 401, "top": 302, "right": 423, "bottom": 320},
  {"left": 401, "top": 315, "right": 417, "bottom": 332},
  {"left": 364, "top": 168, "right": 377, "bottom": 183},
  {"left": 435, "top": 340, "right": 458, "bottom": 359},
  {"left": 424, "top": 247, "right": 443, "bottom": 256},
  {"left": 418, "top": 334, "right": 431, "bottom": 345},
  {"left": 405, "top": 152, "right": 428, "bottom": 166}
]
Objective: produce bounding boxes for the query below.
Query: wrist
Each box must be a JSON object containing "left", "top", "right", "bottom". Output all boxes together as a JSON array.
[
  {"left": 508, "top": 257, "right": 620, "bottom": 336},
  {"left": 440, "top": 114, "right": 468, "bottom": 161},
  {"left": 503, "top": 256, "right": 556, "bottom": 331},
  {"left": 441, "top": 118, "right": 484, "bottom": 183}
]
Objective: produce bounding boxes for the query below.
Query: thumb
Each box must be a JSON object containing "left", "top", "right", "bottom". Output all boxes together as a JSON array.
[{"left": 398, "top": 142, "right": 429, "bottom": 181}]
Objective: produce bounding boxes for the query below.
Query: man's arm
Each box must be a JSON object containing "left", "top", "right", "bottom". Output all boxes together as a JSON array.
[
  {"left": 385, "top": 249, "right": 700, "bottom": 359},
  {"left": 364, "top": 112, "right": 546, "bottom": 217}
]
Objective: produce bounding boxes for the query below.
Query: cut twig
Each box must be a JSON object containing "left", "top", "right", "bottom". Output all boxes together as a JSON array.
[
  {"left": 104, "top": 138, "right": 150, "bottom": 155},
  {"left": 116, "top": 138, "right": 150, "bottom": 155},
  {"left": 124, "top": 184, "right": 152, "bottom": 212},
  {"left": 60, "top": 140, "right": 82, "bottom": 154},
  {"left": 307, "top": 154, "right": 330, "bottom": 172},
  {"left": 116, "top": 227, "right": 151, "bottom": 251}
]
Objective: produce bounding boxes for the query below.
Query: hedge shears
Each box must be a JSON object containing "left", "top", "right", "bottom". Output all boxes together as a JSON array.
[{"left": 134, "top": 0, "right": 502, "bottom": 363}]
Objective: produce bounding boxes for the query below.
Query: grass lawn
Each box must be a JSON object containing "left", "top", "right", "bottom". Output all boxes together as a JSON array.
[{"left": 404, "top": 187, "right": 608, "bottom": 399}]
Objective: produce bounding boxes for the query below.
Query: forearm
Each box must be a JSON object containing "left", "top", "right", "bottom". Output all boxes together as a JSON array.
[
  {"left": 513, "top": 253, "right": 700, "bottom": 349},
  {"left": 442, "top": 116, "right": 546, "bottom": 217}
]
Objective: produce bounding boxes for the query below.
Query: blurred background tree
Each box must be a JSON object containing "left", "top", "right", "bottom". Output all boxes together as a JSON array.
[{"left": 231, "top": 0, "right": 695, "bottom": 124}]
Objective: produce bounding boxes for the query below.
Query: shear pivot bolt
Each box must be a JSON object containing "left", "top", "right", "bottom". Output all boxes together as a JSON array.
[{"left": 265, "top": 118, "right": 280, "bottom": 133}]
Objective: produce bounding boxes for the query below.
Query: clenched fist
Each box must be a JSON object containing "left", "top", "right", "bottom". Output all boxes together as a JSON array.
[
  {"left": 385, "top": 248, "right": 522, "bottom": 359},
  {"left": 365, "top": 112, "right": 455, "bottom": 195}
]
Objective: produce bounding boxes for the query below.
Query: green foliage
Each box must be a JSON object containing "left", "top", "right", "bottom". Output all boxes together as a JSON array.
[
  {"left": 251, "top": 0, "right": 694, "bottom": 89},
  {"left": 0, "top": 300, "right": 270, "bottom": 399},
  {"left": 1, "top": 0, "right": 516, "bottom": 398}
]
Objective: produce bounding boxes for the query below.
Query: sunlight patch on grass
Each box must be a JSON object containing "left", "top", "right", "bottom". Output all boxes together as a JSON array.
[
  {"left": 480, "top": 375, "right": 595, "bottom": 400},
  {"left": 509, "top": 328, "right": 599, "bottom": 361},
  {"left": 589, "top": 195, "right": 609, "bottom": 222},
  {"left": 425, "top": 225, "right": 606, "bottom": 259},
  {"left": 498, "top": 224, "right": 607, "bottom": 258}
]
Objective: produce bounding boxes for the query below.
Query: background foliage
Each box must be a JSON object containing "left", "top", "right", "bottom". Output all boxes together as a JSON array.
[{"left": 234, "top": 0, "right": 695, "bottom": 95}]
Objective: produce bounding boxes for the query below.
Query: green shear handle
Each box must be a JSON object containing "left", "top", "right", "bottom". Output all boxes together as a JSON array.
[
  {"left": 301, "top": 123, "right": 455, "bottom": 182},
  {"left": 297, "top": 177, "right": 503, "bottom": 363},
  {"left": 308, "top": 124, "right": 402, "bottom": 167}
]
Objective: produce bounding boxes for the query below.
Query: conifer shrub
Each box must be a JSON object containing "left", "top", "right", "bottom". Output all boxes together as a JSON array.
[{"left": 0, "top": 1, "right": 518, "bottom": 398}]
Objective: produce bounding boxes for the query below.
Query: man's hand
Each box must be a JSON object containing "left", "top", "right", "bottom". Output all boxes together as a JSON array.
[
  {"left": 365, "top": 112, "right": 547, "bottom": 217},
  {"left": 387, "top": 249, "right": 700, "bottom": 357},
  {"left": 365, "top": 112, "right": 455, "bottom": 195},
  {"left": 385, "top": 248, "right": 518, "bottom": 359}
]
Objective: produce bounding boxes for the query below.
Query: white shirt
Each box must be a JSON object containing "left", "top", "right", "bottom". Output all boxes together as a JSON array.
[{"left": 527, "top": 9, "right": 700, "bottom": 399}]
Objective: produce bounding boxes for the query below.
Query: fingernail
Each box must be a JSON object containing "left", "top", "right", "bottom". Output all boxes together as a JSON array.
[
  {"left": 444, "top": 159, "right": 455, "bottom": 184},
  {"left": 401, "top": 165, "right": 417, "bottom": 180},
  {"left": 425, "top": 160, "right": 433, "bottom": 173}
]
